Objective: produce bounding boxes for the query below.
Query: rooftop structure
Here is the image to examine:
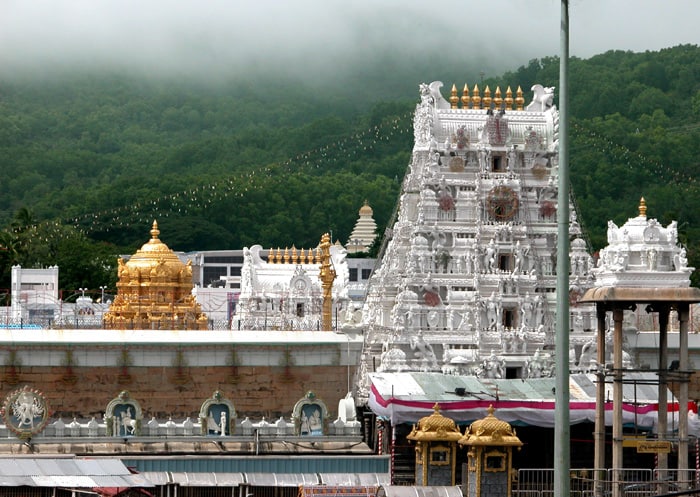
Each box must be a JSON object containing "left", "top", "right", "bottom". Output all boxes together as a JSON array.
[
  {"left": 103, "top": 221, "right": 208, "bottom": 330},
  {"left": 232, "top": 233, "right": 350, "bottom": 331},
  {"left": 592, "top": 197, "right": 693, "bottom": 287},
  {"left": 347, "top": 201, "right": 379, "bottom": 254}
]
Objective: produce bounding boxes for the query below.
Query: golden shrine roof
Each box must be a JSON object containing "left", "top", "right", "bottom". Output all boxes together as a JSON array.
[
  {"left": 459, "top": 405, "right": 522, "bottom": 447},
  {"left": 105, "top": 220, "right": 207, "bottom": 330},
  {"left": 406, "top": 403, "right": 462, "bottom": 442},
  {"left": 126, "top": 221, "right": 186, "bottom": 270}
]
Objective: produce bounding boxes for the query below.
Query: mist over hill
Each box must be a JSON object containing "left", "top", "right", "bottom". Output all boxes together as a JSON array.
[{"left": 1, "top": 44, "right": 700, "bottom": 290}]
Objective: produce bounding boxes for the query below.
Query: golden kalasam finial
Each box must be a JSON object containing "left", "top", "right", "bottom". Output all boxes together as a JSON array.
[
  {"left": 450, "top": 84, "right": 459, "bottom": 109},
  {"left": 299, "top": 248, "right": 306, "bottom": 264},
  {"left": 471, "top": 84, "right": 481, "bottom": 109},
  {"left": 283, "top": 247, "right": 290, "bottom": 264},
  {"left": 515, "top": 86, "right": 525, "bottom": 110},
  {"left": 639, "top": 197, "right": 647, "bottom": 217},
  {"left": 482, "top": 85, "right": 492, "bottom": 109},
  {"left": 291, "top": 245, "right": 298, "bottom": 264},
  {"left": 461, "top": 84, "right": 470, "bottom": 109},
  {"left": 318, "top": 233, "right": 336, "bottom": 331},
  {"left": 493, "top": 86, "right": 503, "bottom": 110},
  {"left": 275, "top": 247, "right": 282, "bottom": 263},
  {"left": 505, "top": 86, "right": 514, "bottom": 110},
  {"left": 150, "top": 220, "right": 160, "bottom": 240}
]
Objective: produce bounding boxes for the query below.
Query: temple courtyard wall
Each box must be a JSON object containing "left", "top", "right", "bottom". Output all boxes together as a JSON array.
[{"left": 0, "top": 330, "right": 362, "bottom": 420}]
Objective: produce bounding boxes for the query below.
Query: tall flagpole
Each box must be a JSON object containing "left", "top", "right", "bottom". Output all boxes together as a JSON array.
[{"left": 554, "top": 1, "right": 571, "bottom": 497}]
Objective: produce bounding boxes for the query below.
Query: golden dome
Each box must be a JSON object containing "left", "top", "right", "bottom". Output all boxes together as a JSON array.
[
  {"left": 407, "top": 403, "right": 462, "bottom": 442},
  {"left": 459, "top": 405, "right": 523, "bottom": 447},
  {"left": 103, "top": 220, "right": 208, "bottom": 330},
  {"left": 126, "top": 221, "right": 186, "bottom": 272}
]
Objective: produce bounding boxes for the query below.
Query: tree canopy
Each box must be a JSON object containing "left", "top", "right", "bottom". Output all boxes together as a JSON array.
[{"left": 1, "top": 44, "right": 700, "bottom": 290}]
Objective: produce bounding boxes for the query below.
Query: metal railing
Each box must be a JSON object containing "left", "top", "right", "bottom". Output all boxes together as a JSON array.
[
  {"left": 513, "top": 468, "right": 700, "bottom": 497},
  {"left": 0, "top": 316, "right": 232, "bottom": 330}
]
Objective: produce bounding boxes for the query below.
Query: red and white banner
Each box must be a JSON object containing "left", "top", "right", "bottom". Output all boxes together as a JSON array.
[{"left": 368, "top": 372, "right": 698, "bottom": 434}]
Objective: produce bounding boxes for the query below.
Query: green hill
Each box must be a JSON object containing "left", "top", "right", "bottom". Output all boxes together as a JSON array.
[{"left": 1, "top": 45, "right": 700, "bottom": 290}]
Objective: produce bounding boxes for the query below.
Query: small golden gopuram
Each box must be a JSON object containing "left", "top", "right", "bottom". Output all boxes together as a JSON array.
[{"left": 103, "top": 221, "right": 208, "bottom": 330}]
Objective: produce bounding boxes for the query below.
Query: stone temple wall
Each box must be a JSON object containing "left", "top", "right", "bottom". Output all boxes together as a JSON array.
[
  {"left": 1, "top": 363, "right": 353, "bottom": 419},
  {"left": 0, "top": 340, "right": 359, "bottom": 420}
]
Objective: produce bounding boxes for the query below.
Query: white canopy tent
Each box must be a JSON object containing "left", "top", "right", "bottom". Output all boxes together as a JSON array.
[{"left": 368, "top": 372, "right": 700, "bottom": 434}]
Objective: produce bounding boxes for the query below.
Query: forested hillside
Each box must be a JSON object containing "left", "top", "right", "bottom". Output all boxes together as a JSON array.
[{"left": 1, "top": 44, "right": 700, "bottom": 290}]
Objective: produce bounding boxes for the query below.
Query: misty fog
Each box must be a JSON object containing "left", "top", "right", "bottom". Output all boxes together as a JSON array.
[{"left": 2, "top": 0, "right": 698, "bottom": 84}]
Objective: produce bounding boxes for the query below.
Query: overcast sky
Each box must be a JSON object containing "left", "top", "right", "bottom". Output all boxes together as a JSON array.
[{"left": 2, "top": 0, "right": 698, "bottom": 78}]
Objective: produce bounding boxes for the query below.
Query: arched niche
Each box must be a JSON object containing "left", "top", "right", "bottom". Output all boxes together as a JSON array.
[
  {"left": 198, "top": 390, "right": 237, "bottom": 436},
  {"left": 105, "top": 390, "right": 142, "bottom": 437},
  {"left": 291, "top": 391, "right": 329, "bottom": 436}
]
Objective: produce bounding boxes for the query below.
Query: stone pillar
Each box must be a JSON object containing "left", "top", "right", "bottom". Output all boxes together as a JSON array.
[
  {"left": 581, "top": 287, "right": 700, "bottom": 495},
  {"left": 612, "top": 307, "right": 624, "bottom": 497},
  {"left": 657, "top": 307, "right": 670, "bottom": 476},
  {"left": 678, "top": 303, "right": 690, "bottom": 486},
  {"left": 594, "top": 304, "right": 607, "bottom": 497}
]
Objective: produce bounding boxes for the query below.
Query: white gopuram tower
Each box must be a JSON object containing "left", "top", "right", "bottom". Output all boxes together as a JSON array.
[
  {"left": 346, "top": 201, "right": 379, "bottom": 254},
  {"left": 355, "top": 82, "right": 597, "bottom": 404}
]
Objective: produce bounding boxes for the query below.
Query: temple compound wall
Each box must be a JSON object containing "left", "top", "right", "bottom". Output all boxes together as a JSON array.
[{"left": 0, "top": 332, "right": 361, "bottom": 420}]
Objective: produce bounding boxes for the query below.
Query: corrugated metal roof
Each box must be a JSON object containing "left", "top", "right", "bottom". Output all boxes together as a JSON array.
[
  {"left": 246, "top": 473, "right": 319, "bottom": 487},
  {"left": 372, "top": 372, "right": 667, "bottom": 404},
  {"left": 33, "top": 476, "right": 96, "bottom": 487},
  {"left": 139, "top": 472, "right": 170, "bottom": 485},
  {"left": 378, "top": 486, "right": 463, "bottom": 497},
  {"left": 0, "top": 458, "right": 153, "bottom": 488},
  {"left": 138, "top": 472, "right": 390, "bottom": 488},
  {"left": 319, "top": 473, "right": 390, "bottom": 486},
  {"left": 0, "top": 476, "right": 33, "bottom": 487},
  {"left": 299, "top": 485, "right": 379, "bottom": 497},
  {"left": 172, "top": 472, "right": 246, "bottom": 487},
  {"left": 124, "top": 455, "right": 389, "bottom": 475}
]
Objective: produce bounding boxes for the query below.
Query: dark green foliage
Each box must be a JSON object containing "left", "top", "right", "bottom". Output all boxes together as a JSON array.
[{"left": 1, "top": 45, "right": 700, "bottom": 289}]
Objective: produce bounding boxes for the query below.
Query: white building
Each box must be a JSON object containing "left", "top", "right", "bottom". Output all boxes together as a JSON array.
[
  {"left": 231, "top": 240, "right": 350, "bottom": 331},
  {"left": 355, "top": 81, "right": 600, "bottom": 404},
  {"left": 186, "top": 248, "right": 375, "bottom": 325},
  {"left": 9, "top": 265, "right": 59, "bottom": 324}
]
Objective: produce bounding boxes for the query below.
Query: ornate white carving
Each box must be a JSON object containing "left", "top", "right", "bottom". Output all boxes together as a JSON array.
[
  {"left": 525, "top": 348, "right": 552, "bottom": 378},
  {"left": 354, "top": 80, "right": 597, "bottom": 404},
  {"left": 593, "top": 205, "right": 693, "bottom": 287},
  {"left": 526, "top": 84, "right": 555, "bottom": 112},
  {"left": 480, "top": 350, "right": 506, "bottom": 379}
]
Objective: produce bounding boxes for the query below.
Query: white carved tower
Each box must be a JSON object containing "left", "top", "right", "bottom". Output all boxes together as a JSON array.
[{"left": 355, "top": 82, "right": 596, "bottom": 404}]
